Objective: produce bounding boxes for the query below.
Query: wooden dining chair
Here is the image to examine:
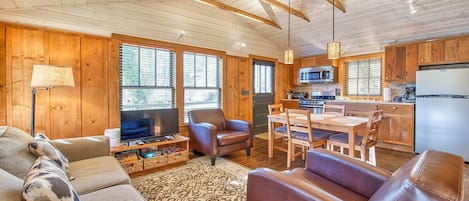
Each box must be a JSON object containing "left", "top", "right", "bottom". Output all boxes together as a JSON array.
[
  {"left": 323, "top": 104, "right": 345, "bottom": 116},
  {"left": 326, "top": 110, "right": 384, "bottom": 166},
  {"left": 311, "top": 104, "right": 346, "bottom": 138},
  {"left": 285, "top": 109, "right": 328, "bottom": 168},
  {"left": 268, "top": 104, "right": 287, "bottom": 136}
]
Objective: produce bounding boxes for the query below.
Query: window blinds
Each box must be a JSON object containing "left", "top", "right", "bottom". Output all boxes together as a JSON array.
[
  {"left": 345, "top": 58, "right": 382, "bottom": 96},
  {"left": 183, "top": 52, "right": 222, "bottom": 122},
  {"left": 119, "top": 44, "right": 176, "bottom": 111}
]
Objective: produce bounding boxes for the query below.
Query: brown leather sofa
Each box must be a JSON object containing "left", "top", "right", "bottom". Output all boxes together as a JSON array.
[
  {"left": 247, "top": 148, "right": 464, "bottom": 201},
  {"left": 188, "top": 109, "right": 253, "bottom": 165}
]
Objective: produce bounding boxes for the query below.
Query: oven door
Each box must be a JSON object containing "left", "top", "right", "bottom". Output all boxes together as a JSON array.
[{"left": 299, "top": 105, "right": 323, "bottom": 114}]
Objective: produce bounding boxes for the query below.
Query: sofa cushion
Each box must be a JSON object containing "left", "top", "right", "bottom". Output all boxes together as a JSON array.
[
  {"left": 285, "top": 168, "right": 368, "bottom": 201},
  {"left": 70, "top": 156, "right": 130, "bottom": 195},
  {"left": 22, "top": 156, "right": 80, "bottom": 201},
  {"left": 28, "top": 133, "right": 73, "bottom": 180},
  {"left": 0, "top": 168, "right": 23, "bottom": 201},
  {"left": 80, "top": 185, "right": 145, "bottom": 201},
  {"left": 217, "top": 131, "right": 250, "bottom": 146},
  {"left": 0, "top": 126, "right": 37, "bottom": 179},
  {"left": 369, "top": 150, "right": 464, "bottom": 201}
]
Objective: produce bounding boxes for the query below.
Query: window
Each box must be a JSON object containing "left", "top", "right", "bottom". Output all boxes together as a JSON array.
[
  {"left": 253, "top": 60, "right": 274, "bottom": 94},
  {"left": 345, "top": 58, "right": 382, "bottom": 96},
  {"left": 120, "top": 44, "right": 175, "bottom": 111},
  {"left": 183, "top": 52, "right": 222, "bottom": 122}
]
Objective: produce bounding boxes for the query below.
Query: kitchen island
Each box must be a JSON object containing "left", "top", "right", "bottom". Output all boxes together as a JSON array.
[{"left": 326, "top": 100, "right": 415, "bottom": 153}]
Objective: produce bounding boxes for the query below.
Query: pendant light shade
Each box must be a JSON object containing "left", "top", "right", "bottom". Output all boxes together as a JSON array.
[
  {"left": 284, "top": 0, "right": 293, "bottom": 64},
  {"left": 327, "top": 42, "right": 340, "bottom": 60},
  {"left": 328, "top": 0, "right": 340, "bottom": 60},
  {"left": 284, "top": 49, "right": 294, "bottom": 64}
]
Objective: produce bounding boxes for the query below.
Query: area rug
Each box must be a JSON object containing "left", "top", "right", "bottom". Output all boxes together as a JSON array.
[{"left": 132, "top": 157, "right": 251, "bottom": 201}]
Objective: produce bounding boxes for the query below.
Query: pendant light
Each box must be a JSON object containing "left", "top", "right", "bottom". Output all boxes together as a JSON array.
[
  {"left": 327, "top": 0, "right": 340, "bottom": 59},
  {"left": 284, "top": 0, "right": 293, "bottom": 64}
]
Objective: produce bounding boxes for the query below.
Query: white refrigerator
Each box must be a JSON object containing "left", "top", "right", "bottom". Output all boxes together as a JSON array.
[{"left": 415, "top": 66, "right": 469, "bottom": 161}]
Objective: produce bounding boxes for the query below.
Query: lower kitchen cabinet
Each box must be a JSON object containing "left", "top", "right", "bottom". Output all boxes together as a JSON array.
[
  {"left": 376, "top": 104, "right": 414, "bottom": 153},
  {"left": 281, "top": 99, "right": 299, "bottom": 109},
  {"left": 326, "top": 101, "right": 415, "bottom": 153}
]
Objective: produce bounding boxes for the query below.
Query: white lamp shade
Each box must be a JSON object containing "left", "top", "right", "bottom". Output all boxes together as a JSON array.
[
  {"left": 31, "top": 65, "right": 75, "bottom": 88},
  {"left": 327, "top": 42, "right": 341, "bottom": 60},
  {"left": 284, "top": 49, "right": 294, "bottom": 64}
]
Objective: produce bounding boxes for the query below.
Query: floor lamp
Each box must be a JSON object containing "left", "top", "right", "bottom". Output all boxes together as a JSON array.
[{"left": 30, "top": 65, "right": 75, "bottom": 137}]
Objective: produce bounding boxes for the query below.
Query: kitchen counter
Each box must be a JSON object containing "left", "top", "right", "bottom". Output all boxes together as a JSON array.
[{"left": 327, "top": 100, "right": 415, "bottom": 106}]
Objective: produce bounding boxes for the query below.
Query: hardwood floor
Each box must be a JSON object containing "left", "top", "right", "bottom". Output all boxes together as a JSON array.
[{"left": 221, "top": 137, "right": 416, "bottom": 172}]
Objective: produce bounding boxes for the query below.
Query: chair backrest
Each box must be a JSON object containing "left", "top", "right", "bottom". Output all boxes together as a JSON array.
[
  {"left": 268, "top": 104, "right": 284, "bottom": 115},
  {"left": 285, "top": 109, "right": 313, "bottom": 143},
  {"left": 361, "top": 110, "right": 383, "bottom": 146},
  {"left": 188, "top": 109, "right": 226, "bottom": 131},
  {"left": 322, "top": 104, "right": 345, "bottom": 116}
]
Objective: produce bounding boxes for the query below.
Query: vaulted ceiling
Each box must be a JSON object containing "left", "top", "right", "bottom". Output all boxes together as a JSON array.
[{"left": 1, "top": 0, "right": 469, "bottom": 60}]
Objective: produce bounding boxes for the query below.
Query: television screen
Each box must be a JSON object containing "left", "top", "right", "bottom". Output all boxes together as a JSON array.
[{"left": 120, "top": 108, "right": 179, "bottom": 141}]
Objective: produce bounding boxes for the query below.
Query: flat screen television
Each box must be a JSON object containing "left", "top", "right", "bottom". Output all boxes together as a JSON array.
[{"left": 120, "top": 108, "right": 179, "bottom": 141}]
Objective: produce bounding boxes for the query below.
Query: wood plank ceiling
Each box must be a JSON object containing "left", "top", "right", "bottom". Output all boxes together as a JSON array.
[{"left": 1, "top": 0, "right": 469, "bottom": 59}]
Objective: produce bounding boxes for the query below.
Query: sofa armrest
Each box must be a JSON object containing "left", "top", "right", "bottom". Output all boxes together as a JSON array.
[
  {"left": 225, "top": 119, "right": 253, "bottom": 147},
  {"left": 305, "top": 148, "right": 391, "bottom": 198},
  {"left": 224, "top": 119, "right": 251, "bottom": 133},
  {"left": 52, "top": 135, "right": 110, "bottom": 162},
  {"left": 189, "top": 122, "right": 218, "bottom": 155},
  {"left": 247, "top": 168, "right": 341, "bottom": 201}
]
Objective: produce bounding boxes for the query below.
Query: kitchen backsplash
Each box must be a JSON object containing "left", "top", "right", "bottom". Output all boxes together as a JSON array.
[
  {"left": 295, "top": 83, "right": 340, "bottom": 98},
  {"left": 294, "top": 83, "right": 415, "bottom": 100},
  {"left": 388, "top": 83, "right": 416, "bottom": 99}
]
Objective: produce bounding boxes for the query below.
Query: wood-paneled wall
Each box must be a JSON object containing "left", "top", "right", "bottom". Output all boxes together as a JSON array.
[
  {"left": 223, "top": 55, "right": 252, "bottom": 122},
  {"left": 274, "top": 62, "right": 291, "bottom": 104},
  {"left": 0, "top": 23, "right": 291, "bottom": 139},
  {"left": 0, "top": 25, "right": 5, "bottom": 125},
  {"left": 1, "top": 24, "right": 114, "bottom": 139}
]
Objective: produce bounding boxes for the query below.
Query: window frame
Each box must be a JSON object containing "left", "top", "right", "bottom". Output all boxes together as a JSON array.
[
  {"left": 182, "top": 52, "right": 223, "bottom": 122},
  {"left": 119, "top": 43, "right": 176, "bottom": 111},
  {"left": 344, "top": 57, "right": 383, "bottom": 96}
]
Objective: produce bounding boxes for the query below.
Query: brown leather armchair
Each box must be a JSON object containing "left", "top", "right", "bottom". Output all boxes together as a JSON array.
[
  {"left": 188, "top": 109, "right": 253, "bottom": 165},
  {"left": 247, "top": 148, "right": 464, "bottom": 201}
]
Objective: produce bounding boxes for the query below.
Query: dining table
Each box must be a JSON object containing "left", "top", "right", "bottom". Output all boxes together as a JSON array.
[{"left": 267, "top": 113, "right": 369, "bottom": 158}]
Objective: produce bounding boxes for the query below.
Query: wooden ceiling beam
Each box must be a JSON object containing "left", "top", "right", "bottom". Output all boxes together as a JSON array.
[
  {"left": 260, "top": 0, "right": 310, "bottom": 22},
  {"left": 259, "top": 0, "right": 279, "bottom": 25},
  {"left": 326, "top": 0, "right": 346, "bottom": 13},
  {"left": 194, "top": 0, "right": 281, "bottom": 29}
]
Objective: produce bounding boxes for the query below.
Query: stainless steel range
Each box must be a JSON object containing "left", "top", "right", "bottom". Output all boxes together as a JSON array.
[{"left": 299, "top": 91, "right": 336, "bottom": 114}]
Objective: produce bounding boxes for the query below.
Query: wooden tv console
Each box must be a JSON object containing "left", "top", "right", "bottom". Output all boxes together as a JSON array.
[{"left": 110, "top": 135, "right": 189, "bottom": 174}]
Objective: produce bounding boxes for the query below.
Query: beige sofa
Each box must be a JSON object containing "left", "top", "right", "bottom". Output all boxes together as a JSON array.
[{"left": 0, "top": 126, "right": 145, "bottom": 201}]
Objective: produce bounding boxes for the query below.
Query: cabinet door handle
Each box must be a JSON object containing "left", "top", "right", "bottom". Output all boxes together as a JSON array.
[{"left": 392, "top": 106, "right": 397, "bottom": 110}]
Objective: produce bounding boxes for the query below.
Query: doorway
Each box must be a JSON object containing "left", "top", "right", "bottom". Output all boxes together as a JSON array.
[{"left": 252, "top": 60, "right": 275, "bottom": 134}]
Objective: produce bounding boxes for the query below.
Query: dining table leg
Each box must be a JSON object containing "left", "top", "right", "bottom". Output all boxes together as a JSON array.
[
  {"left": 348, "top": 127, "right": 355, "bottom": 158},
  {"left": 268, "top": 117, "right": 273, "bottom": 158}
]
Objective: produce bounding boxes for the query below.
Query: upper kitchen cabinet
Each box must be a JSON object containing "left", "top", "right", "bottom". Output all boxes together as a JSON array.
[
  {"left": 445, "top": 36, "right": 469, "bottom": 63},
  {"left": 291, "top": 54, "right": 333, "bottom": 86},
  {"left": 384, "top": 44, "right": 418, "bottom": 82},
  {"left": 291, "top": 59, "right": 301, "bottom": 86},
  {"left": 417, "top": 40, "right": 445, "bottom": 65},
  {"left": 300, "top": 54, "right": 332, "bottom": 67}
]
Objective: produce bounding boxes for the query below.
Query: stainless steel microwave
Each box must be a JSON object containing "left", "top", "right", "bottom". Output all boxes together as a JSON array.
[{"left": 299, "top": 66, "right": 337, "bottom": 83}]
